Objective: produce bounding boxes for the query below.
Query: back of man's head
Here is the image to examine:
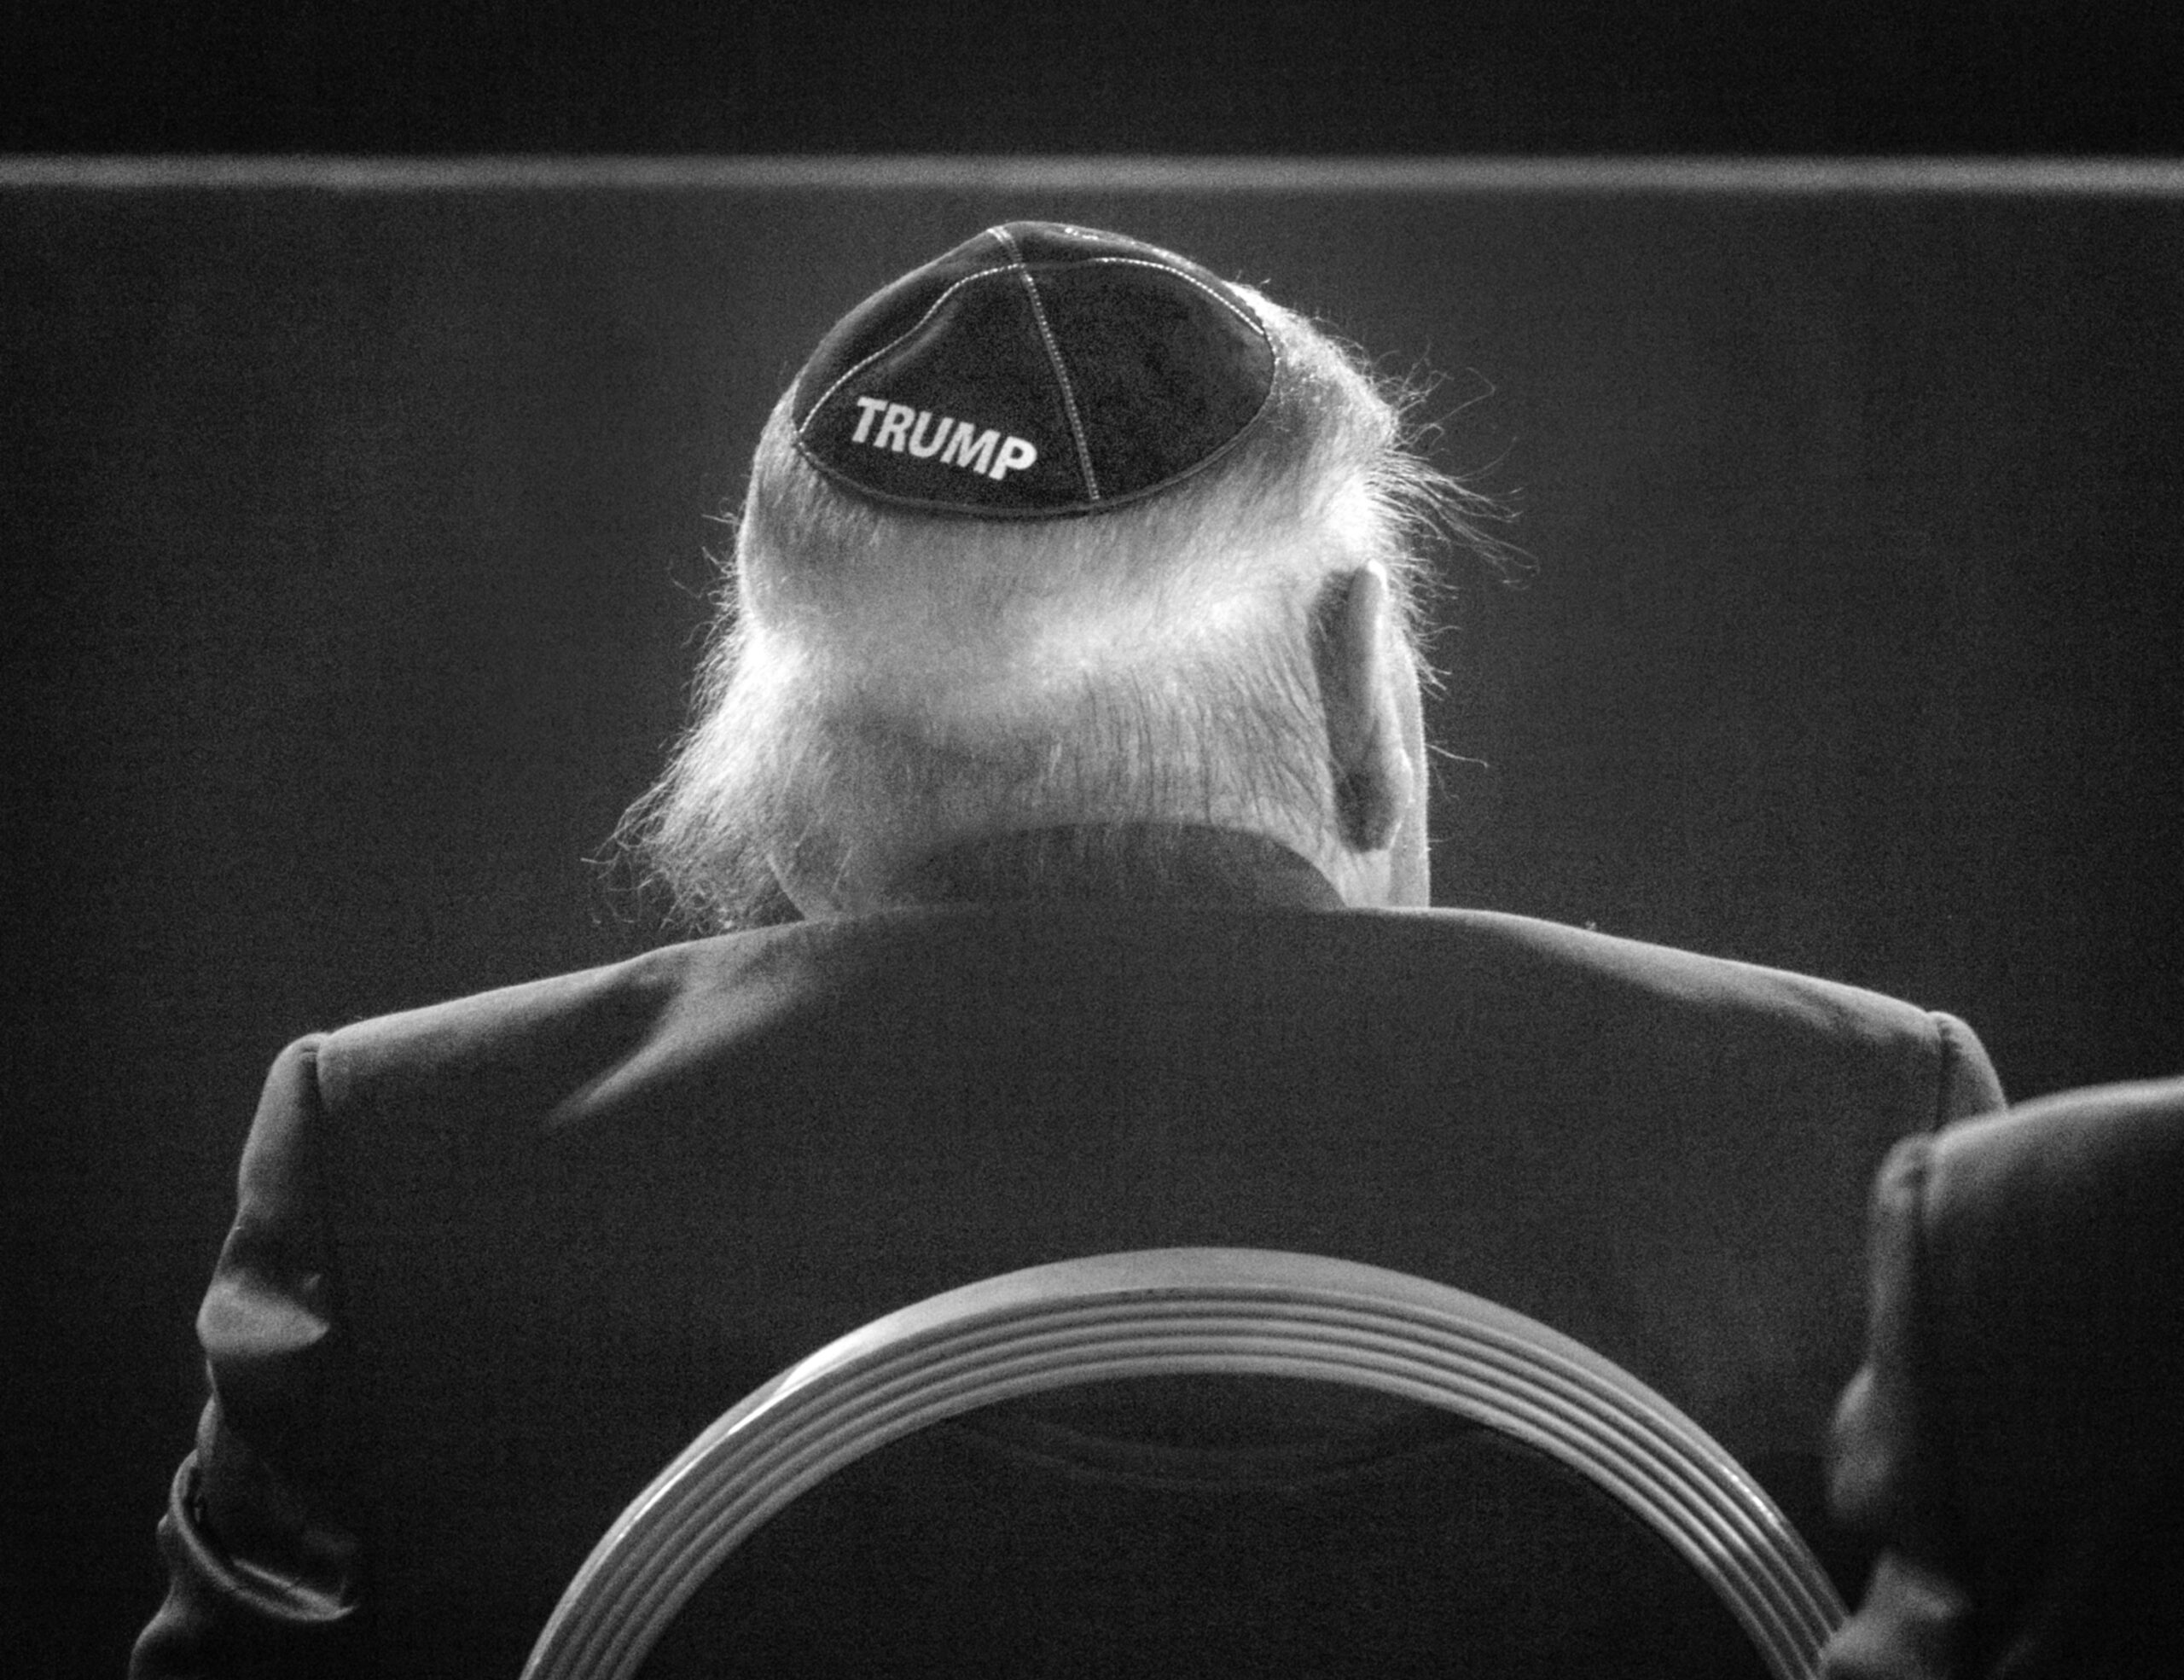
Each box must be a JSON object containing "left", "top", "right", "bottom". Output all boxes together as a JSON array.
[{"left": 628, "top": 224, "right": 1490, "bottom": 927}]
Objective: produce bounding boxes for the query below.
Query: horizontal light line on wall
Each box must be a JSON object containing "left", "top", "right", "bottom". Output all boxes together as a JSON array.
[{"left": 5, "top": 154, "right": 2184, "bottom": 197}]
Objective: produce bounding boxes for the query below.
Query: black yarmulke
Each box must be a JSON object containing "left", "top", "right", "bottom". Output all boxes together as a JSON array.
[{"left": 790, "top": 223, "right": 1277, "bottom": 518}]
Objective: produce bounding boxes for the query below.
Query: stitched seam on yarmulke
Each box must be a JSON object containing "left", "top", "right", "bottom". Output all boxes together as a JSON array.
[
  {"left": 1072, "top": 256, "right": 1277, "bottom": 350},
  {"left": 995, "top": 226, "right": 1102, "bottom": 503},
  {"left": 795, "top": 261, "right": 1015, "bottom": 434},
  {"left": 1049, "top": 256, "right": 1282, "bottom": 439}
]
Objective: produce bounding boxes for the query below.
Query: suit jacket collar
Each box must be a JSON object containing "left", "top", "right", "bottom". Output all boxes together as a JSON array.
[{"left": 886, "top": 823, "right": 1345, "bottom": 910}]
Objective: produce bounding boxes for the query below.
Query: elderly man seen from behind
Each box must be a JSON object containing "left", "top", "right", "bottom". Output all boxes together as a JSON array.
[{"left": 136, "top": 223, "right": 2003, "bottom": 1677}]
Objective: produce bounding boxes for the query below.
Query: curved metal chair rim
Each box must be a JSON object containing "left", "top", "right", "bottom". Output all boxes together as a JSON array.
[{"left": 525, "top": 1247, "right": 1845, "bottom": 1679}]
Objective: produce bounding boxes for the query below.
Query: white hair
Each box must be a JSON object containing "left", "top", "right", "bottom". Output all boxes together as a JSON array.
[{"left": 620, "top": 285, "right": 1500, "bottom": 929}]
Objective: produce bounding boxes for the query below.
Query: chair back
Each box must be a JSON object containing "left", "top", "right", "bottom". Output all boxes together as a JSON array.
[{"left": 525, "top": 1247, "right": 1845, "bottom": 1679}]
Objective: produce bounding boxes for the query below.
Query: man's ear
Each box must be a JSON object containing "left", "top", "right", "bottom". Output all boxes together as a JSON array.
[{"left": 1314, "top": 564, "right": 1414, "bottom": 853}]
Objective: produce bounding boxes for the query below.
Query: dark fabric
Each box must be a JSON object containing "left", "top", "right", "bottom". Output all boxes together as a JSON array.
[
  {"left": 650, "top": 1389, "right": 1763, "bottom": 1678},
  {"left": 886, "top": 823, "right": 1347, "bottom": 908},
  {"left": 1823, "top": 1078, "right": 2184, "bottom": 1680},
  {"left": 790, "top": 222, "right": 1275, "bottom": 515},
  {"left": 134, "top": 828, "right": 2004, "bottom": 1677}
]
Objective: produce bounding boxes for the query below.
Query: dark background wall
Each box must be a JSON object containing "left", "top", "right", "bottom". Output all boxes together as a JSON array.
[
  {"left": 6, "top": 166, "right": 2182, "bottom": 1671},
  {"left": 6, "top": 5, "right": 2184, "bottom": 1669},
  {"left": 9, "top": 2, "right": 2184, "bottom": 157}
]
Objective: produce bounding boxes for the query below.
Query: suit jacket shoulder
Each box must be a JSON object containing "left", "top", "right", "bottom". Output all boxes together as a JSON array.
[
  {"left": 141, "top": 902, "right": 2005, "bottom": 1678},
  {"left": 317, "top": 904, "right": 2000, "bottom": 1142}
]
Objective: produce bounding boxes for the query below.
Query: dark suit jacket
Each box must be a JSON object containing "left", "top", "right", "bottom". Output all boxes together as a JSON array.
[
  {"left": 1822, "top": 1077, "right": 2184, "bottom": 1680},
  {"left": 134, "top": 830, "right": 2002, "bottom": 1676}
]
